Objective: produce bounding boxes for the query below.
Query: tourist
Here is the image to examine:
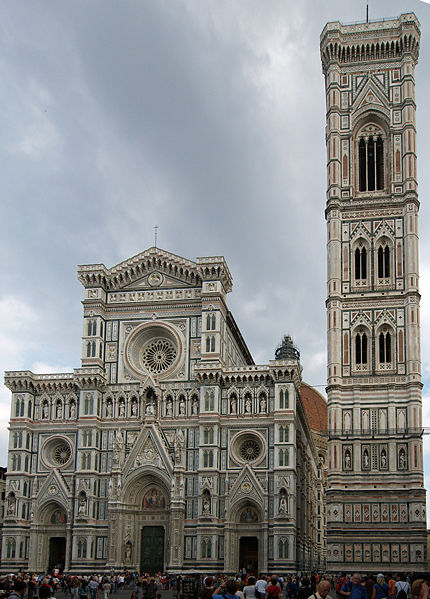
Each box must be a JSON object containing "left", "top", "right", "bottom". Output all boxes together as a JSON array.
[
  {"left": 256, "top": 575, "right": 268, "bottom": 599},
  {"left": 340, "top": 574, "right": 367, "bottom": 599},
  {"left": 371, "top": 575, "right": 389, "bottom": 599},
  {"left": 411, "top": 579, "right": 429, "bottom": 599},
  {"left": 243, "top": 577, "right": 257, "bottom": 599},
  {"left": 314, "top": 581, "right": 331, "bottom": 599}
]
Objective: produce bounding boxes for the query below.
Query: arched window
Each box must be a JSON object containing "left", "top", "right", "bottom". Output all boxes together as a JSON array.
[
  {"left": 279, "top": 425, "right": 289, "bottom": 443},
  {"left": 203, "top": 450, "right": 214, "bottom": 468},
  {"left": 377, "top": 244, "right": 390, "bottom": 278},
  {"left": 355, "top": 331, "right": 368, "bottom": 365},
  {"left": 201, "top": 537, "right": 212, "bottom": 559},
  {"left": 203, "top": 427, "right": 214, "bottom": 444},
  {"left": 279, "top": 448, "right": 289, "bottom": 467},
  {"left": 379, "top": 331, "right": 392, "bottom": 363},
  {"left": 358, "top": 133, "right": 384, "bottom": 191},
  {"left": 279, "top": 537, "right": 289, "bottom": 559},
  {"left": 354, "top": 246, "right": 367, "bottom": 280},
  {"left": 78, "top": 538, "right": 87, "bottom": 558}
]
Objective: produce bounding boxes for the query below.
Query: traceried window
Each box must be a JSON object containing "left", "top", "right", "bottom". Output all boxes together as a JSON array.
[
  {"left": 279, "top": 425, "right": 289, "bottom": 443},
  {"left": 203, "top": 427, "right": 214, "bottom": 444},
  {"left": 354, "top": 246, "right": 367, "bottom": 280},
  {"left": 203, "top": 450, "right": 214, "bottom": 468},
  {"left": 77, "top": 538, "right": 87, "bottom": 558},
  {"left": 204, "top": 390, "right": 215, "bottom": 412},
  {"left": 201, "top": 537, "right": 212, "bottom": 559},
  {"left": 358, "top": 125, "right": 384, "bottom": 192},
  {"left": 87, "top": 319, "right": 97, "bottom": 336},
  {"left": 279, "top": 538, "right": 289, "bottom": 559},
  {"left": 377, "top": 242, "right": 391, "bottom": 280},
  {"left": 279, "top": 448, "right": 289, "bottom": 467},
  {"left": 279, "top": 388, "right": 289, "bottom": 409},
  {"left": 379, "top": 331, "right": 392, "bottom": 363},
  {"left": 206, "top": 313, "right": 216, "bottom": 330},
  {"left": 355, "top": 331, "right": 368, "bottom": 365}
]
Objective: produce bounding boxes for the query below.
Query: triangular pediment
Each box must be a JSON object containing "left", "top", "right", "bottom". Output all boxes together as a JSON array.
[
  {"left": 228, "top": 464, "right": 265, "bottom": 508},
  {"left": 354, "top": 82, "right": 388, "bottom": 111},
  {"left": 35, "top": 469, "right": 71, "bottom": 510},
  {"left": 122, "top": 424, "right": 173, "bottom": 478},
  {"left": 105, "top": 247, "right": 201, "bottom": 291}
]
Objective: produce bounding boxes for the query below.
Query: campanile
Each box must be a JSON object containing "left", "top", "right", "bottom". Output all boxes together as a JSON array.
[{"left": 320, "top": 13, "right": 427, "bottom": 570}]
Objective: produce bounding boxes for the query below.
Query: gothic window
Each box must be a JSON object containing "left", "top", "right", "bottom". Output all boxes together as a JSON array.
[
  {"left": 355, "top": 331, "right": 368, "bottom": 365},
  {"left": 279, "top": 425, "right": 289, "bottom": 443},
  {"left": 201, "top": 537, "right": 212, "bottom": 559},
  {"left": 24, "top": 455, "right": 29, "bottom": 471},
  {"left": 206, "top": 313, "right": 216, "bottom": 330},
  {"left": 87, "top": 320, "right": 97, "bottom": 336},
  {"left": 279, "top": 448, "right": 289, "bottom": 467},
  {"left": 378, "top": 244, "right": 390, "bottom": 278},
  {"left": 27, "top": 400, "right": 32, "bottom": 418},
  {"left": 203, "top": 427, "right": 214, "bottom": 444},
  {"left": 279, "top": 538, "right": 288, "bottom": 559},
  {"left": 358, "top": 131, "right": 384, "bottom": 192},
  {"left": 77, "top": 538, "right": 87, "bottom": 558},
  {"left": 379, "top": 331, "right": 392, "bottom": 363},
  {"left": 84, "top": 394, "right": 94, "bottom": 415},
  {"left": 204, "top": 390, "right": 214, "bottom": 411},
  {"left": 354, "top": 246, "right": 367, "bottom": 280},
  {"left": 6, "top": 538, "right": 16, "bottom": 558},
  {"left": 279, "top": 388, "right": 289, "bottom": 409},
  {"left": 203, "top": 450, "right": 214, "bottom": 468}
]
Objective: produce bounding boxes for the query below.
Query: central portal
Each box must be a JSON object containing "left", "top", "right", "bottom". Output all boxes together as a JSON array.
[
  {"left": 239, "top": 536, "right": 258, "bottom": 573},
  {"left": 48, "top": 537, "right": 66, "bottom": 572},
  {"left": 141, "top": 526, "right": 164, "bottom": 574}
]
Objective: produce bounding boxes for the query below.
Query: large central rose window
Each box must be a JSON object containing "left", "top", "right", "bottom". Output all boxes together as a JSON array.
[
  {"left": 141, "top": 338, "right": 177, "bottom": 374},
  {"left": 124, "top": 322, "right": 182, "bottom": 378}
]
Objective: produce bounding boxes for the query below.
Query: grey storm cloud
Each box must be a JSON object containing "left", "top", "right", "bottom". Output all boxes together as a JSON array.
[{"left": 0, "top": 0, "right": 430, "bottom": 465}]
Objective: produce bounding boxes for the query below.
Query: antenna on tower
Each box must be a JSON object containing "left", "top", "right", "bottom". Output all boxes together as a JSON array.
[
  {"left": 154, "top": 225, "right": 159, "bottom": 248},
  {"left": 366, "top": 3, "right": 369, "bottom": 23}
]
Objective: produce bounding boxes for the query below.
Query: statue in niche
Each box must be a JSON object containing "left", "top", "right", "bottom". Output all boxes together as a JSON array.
[
  {"left": 113, "top": 430, "right": 124, "bottom": 462},
  {"left": 202, "top": 492, "right": 211, "bottom": 515},
  {"left": 78, "top": 493, "right": 87, "bottom": 515},
  {"left": 344, "top": 449, "right": 351, "bottom": 469},
  {"left": 118, "top": 401, "right": 125, "bottom": 417},
  {"left": 125, "top": 542, "right": 132, "bottom": 561},
  {"left": 230, "top": 396, "right": 237, "bottom": 414},
  {"left": 344, "top": 411, "right": 351, "bottom": 432},
  {"left": 279, "top": 489, "right": 288, "bottom": 514},
  {"left": 175, "top": 429, "right": 185, "bottom": 462},
  {"left": 69, "top": 401, "right": 76, "bottom": 419},
  {"left": 166, "top": 399, "right": 173, "bottom": 416},
  {"left": 192, "top": 399, "right": 199, "bottom": 415},
  {"left": 106, "top": 401, "right": 113, "bottom": 418},
  {"left": 7, "top": 494, "right": 16, "bottom": 516},
  {"left": 42, "top": 403, "right": 49, "bottom": 419},
  {"left": 179, "top": 398, "right": 186, "bottom": 415},
  {"left": 363, "top": 449, "right": 369, "bottom": 469},
  {"left": 380, "top": 449, "right": 387, "bottom": 468},
  {"left": 145, "top": 401, "right": 155, "bottom": 416},
  {"left": 131, "top": 401, "right": 138, "bottom": 417},
  {"left": 259, "top": 396, "right": 267, "bottom": 413},
  {"left": 245, "top": 397, "right": 252, "bottom": 413},
  {"left": 399, "top": 448, "right": 406, "bottom": 469},
  {"left": 56, "top": 403, "right": 62, "bottom": 419}
]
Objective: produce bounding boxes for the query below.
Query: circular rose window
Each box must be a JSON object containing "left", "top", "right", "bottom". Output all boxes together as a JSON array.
[
  {"left": 230, "top": 431, "right": 265, "bottom": 466},
  {"left": 124, "top": 322, "right": 182, "bottom": 378},
  {"left": 141, "top": 338, "right": 177, "bottom": 374},
  {"left": 239, "top": 439, "right": 261, "bottom": 462},
  {"left": 41, "top": 437, "right": 73, "bottom": 469}
]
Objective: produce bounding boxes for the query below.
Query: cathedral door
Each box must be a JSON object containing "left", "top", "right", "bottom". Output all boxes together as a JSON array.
[
  {"left": 48, "top": 537, "right": 66, "bottom": 572},
  {"left": 141, "top": 526, "right": 164, "bottom": 573},
  {"left": 239, "top": 537, "right": 258, "bottom": 573}
]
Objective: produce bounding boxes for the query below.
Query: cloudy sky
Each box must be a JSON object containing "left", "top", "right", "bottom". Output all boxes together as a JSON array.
[{"left": 1, "top": 0, "right": 430, "bottom": 504}]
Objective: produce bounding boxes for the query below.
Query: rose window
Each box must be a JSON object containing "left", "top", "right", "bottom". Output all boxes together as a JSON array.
[
  {"left": 141, "top": 338, "right": 177, "bottom": 374},
  {"left": 53, "top": 443, "right": 72, "bottom": 466},
  {"left": 239, "top": 439, "right": 261, "bottom": 462},
  {"left": 41, "top": 437, "right": 73, "bottom": 469}
]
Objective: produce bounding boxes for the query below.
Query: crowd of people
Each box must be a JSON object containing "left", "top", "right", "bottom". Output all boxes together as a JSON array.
[{"left": 0, "top": 570, "right": 427, "bottom": 599}]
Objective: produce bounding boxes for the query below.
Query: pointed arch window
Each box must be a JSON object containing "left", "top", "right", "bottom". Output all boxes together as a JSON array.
[
  {"left": 377, "top": 245, "right": 390, "bottom": 278},
  {"left": 379, "top": 331, "right": 392, "bottom": 363},
  {"left": 358, "top": 132, "right": 384, "bottom": 192},
  {"left": 201, "top": 537, "right": 212, "bottom": 559},
  {"left": 354, "top": 246, "right": 367, "bottom": 280},
  {"left": 279, "top": 537, "right": 289, "bottom": 559},
  {"left": 355, "top": 331, "right": 368, "bottom": 365}
]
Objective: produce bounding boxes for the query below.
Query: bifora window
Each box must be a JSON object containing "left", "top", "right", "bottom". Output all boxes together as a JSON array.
[
  {"left": 355, "top": 331, "right": 368, "bottom": 365},
  {"left": 358, "top": 124, "right": 385, "bottom": 192}
]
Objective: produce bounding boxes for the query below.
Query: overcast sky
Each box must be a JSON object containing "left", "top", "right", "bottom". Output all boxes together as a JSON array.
[{"left": 1, "top": 0, "right": 430, "bottom": 509}]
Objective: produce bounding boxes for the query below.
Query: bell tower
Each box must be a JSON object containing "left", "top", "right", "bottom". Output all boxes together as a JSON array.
[{"left": 320, "top": 13, "right": 426, "bottom": 570}]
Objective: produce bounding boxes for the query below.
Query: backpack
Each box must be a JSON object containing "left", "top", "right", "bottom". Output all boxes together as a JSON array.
[{"left": 396, "top": 584, "right": 408, "bottom": 599}]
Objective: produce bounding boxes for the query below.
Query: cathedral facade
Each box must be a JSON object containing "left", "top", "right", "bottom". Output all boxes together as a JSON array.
[
  {"left": 321, "top": 13, "right": 427, "bottom": 571},
  {"left": 2, "top": 248, "right": 326, "bottom": 574}
]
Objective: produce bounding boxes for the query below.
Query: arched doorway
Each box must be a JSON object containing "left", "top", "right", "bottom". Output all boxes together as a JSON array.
[
  {"left": 121, "top": 472, "right": 170, "bottom": 573},
  {"left": 226, "top": 501, "right": 264, "bottom": 574},
  {"left": 32, "top": 503, "right": 68, "bottom": 572}
]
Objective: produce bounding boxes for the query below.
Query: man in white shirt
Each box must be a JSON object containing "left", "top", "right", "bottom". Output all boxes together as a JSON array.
[{"left": 256, "top": 575, "right": 268, "bottom": 599}]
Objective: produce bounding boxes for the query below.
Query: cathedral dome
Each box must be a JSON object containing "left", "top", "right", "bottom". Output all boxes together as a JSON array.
[{"left": 300, "top": 382, "right": 327, "bottom": 433}]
